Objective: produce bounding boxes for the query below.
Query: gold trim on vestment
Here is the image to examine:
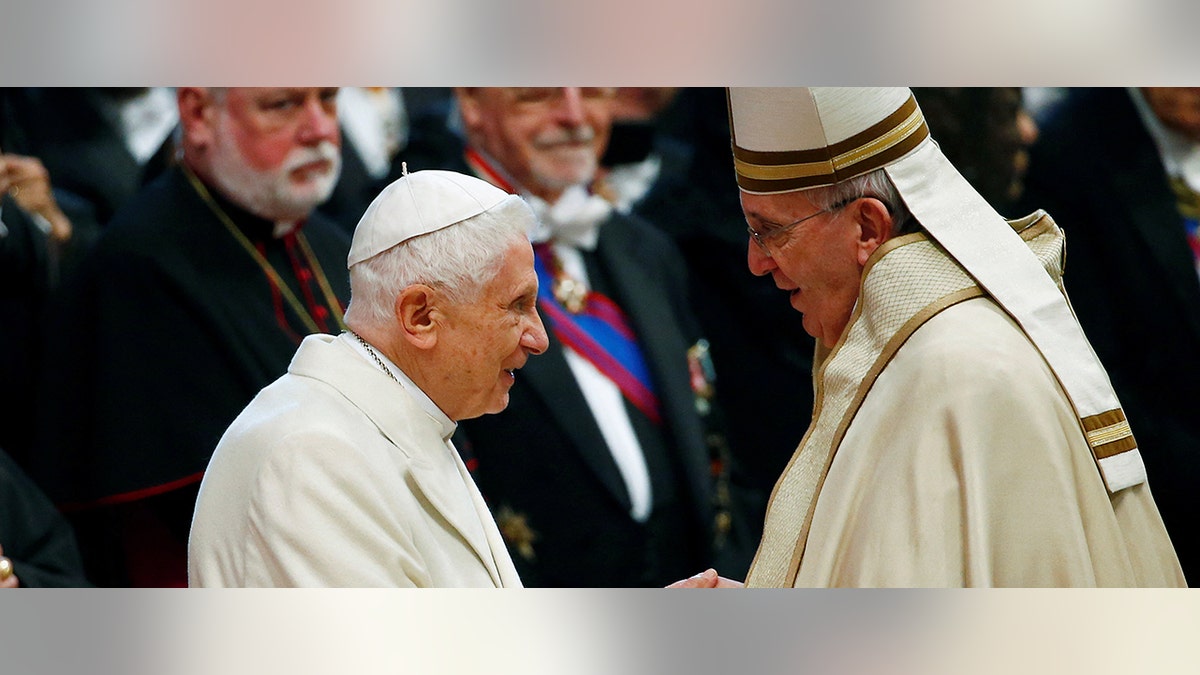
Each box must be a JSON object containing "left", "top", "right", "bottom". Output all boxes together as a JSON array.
[
  {"left": 1082, "top": 410, "right": 1139, "bottom": 460},
  {"left": 749, "top": 231, "right": 980, "bottom": 587},
  {"left": 781, "top": 284, "right": 985, "bottom": 586},
  {"left": 747, "top": 213, "right": 1087, "bottom": 587}
]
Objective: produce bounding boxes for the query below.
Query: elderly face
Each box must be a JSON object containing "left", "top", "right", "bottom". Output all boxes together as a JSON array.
[
  {"left": 1142, "top": 88, "right": 1200, "bottom": 143},
  {"left": 434, "top": 240, "right": 549, "bottom": 420},
  {"left": 457, "top": 87, "right": 615, "bottom": 202},
  {"left": 194, "top": 87, "right": 342, "bottom": 221},
  {"left": 742, "top": 191, "right": 886, "bottom": 348}
]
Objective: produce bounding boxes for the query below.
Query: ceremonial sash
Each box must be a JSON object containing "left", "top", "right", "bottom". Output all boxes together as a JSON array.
[
  {"left": 532, "top": 244, "right": 662, "bottom": 425},
  {"left": 1171, "top": 177, "right": 1200, "bottom": 275}
]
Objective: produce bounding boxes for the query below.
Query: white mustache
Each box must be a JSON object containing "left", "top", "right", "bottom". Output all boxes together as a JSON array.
[
  {"left": 533, "top": 126, "right": 596, "bottom": 148},
  {"left": 283, "top": 140, "right": 340, "bottom": 172}
]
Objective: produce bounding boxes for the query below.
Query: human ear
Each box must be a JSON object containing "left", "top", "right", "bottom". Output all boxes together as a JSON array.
[
  {"left": 455, "top": 88, "right": 484, "bottom": 131},
  {"left": 854, "top": 197, "right": 895, "bottom": 266},
  {"left": 177, "top": 88, "right": 217, "bottom": 151},
  {"left": 395, "top": 285, "right": 440, "bottom": 350}
]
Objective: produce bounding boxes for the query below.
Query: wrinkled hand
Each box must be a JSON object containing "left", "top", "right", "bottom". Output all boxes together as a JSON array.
[
  {"left": 1, "top": 153, "right": 73, "bottom": 243},
  {"left": 666, "top": 568, "right": 744, "bottom": 588},
  {"left": 0, "top": 543, "right": 19, "bottom": 589}
]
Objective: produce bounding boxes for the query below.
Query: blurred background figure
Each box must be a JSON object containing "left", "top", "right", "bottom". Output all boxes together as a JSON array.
[
  {"left": 0, "top": 88, "right": 177, "bottom": 265},
  {"left": 0, "top": 447, "right": 89, "bottom": 587},
  {"left": 596, "top": 87, "right": 687, "bottom": 215},
  {"left": 315, "top": 87, "right": 408, "bottom": 234},
  {"left": 1018, "top": 87, "right": 1200, "bottom": 584},
  {"left": 30, "top": 88, "right": 352, "bottom": 586},
  {"left": 911, "top": 87, "right": 1039, "bottom": 216},
  {"left": 0, "top": 152, "right": 76, "bottom": 466},
  {"left": 429, "top": 86, "right": 751, "bottom": 586},
  {"left": 2, "top": 88, "right": 175, "bottom": 472},
  {"left": 597, "top": 87, "right": 817, "bottom": 560},
  {"left": 389, "top": 87, "right": 463, "bottom": 173}
]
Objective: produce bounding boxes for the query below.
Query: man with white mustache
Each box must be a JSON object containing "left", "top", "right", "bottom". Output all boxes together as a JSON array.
[
  {"left": 31, "top": 88, "right": 353, "bottom": 587},
  {"left": 440, "top": 87, "right": 747, "bottom": 587}
]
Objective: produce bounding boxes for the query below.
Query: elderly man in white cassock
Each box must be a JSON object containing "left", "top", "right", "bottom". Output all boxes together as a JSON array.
[
  {"left": 189, "top": 169, "right": 548, "bottom": 587},
  {"left": 674, "top": 87, "right": 1185, "bottom": 588}
]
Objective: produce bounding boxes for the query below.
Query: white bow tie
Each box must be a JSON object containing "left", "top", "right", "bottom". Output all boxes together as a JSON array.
[{"left": 527, "top": 185, "right": 613, "bottom": 251}]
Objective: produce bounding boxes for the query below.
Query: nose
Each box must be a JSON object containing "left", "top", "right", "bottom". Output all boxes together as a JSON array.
[
  {"left": 522, "top": 309, "right": 550, "bottom": 355},
  {"left": 747, "top": 238, "right": 776, "bottom": 277},
  {"left": 297, "top": 94, "right": 340, "bottom": 146},
  {"left": 552, "top": 87, "right": 588, "bottom": 126}
]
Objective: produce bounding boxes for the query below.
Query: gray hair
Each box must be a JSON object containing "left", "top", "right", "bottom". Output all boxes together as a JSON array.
[
  {"left": 344, "top": 194, "right": 535, "bottom": 328},
  {"left": 804, "top": 168, "right": 918, "bottom": 235}
]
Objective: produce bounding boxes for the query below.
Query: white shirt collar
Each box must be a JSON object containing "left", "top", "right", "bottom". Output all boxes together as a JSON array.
[
  {"left": 342, "top": 332, "right": 457, "bottom": 441},
  {"left": 1128, "top": 87, "right": 1200, "bottom": 192},
  {"left": 107, "top": 87, "right": 178, "bottom": 166}
]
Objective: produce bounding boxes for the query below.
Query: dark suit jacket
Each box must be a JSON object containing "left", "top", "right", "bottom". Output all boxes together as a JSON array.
[
  {"left": 0, "top": 197, "right": 52, "bottom": 462},
  {"left": 620, "top": 88, "right": 817, "bottom": 560},
  {"left": 1, "top": 89, "right": 174, "bottom": 229},
  {"left": 1018, "top": 87, "right": 1199, "bottom": 583},
  {"left": 456, "top": 210, "right": 723, "bottom": 587},
  {"left": 0, "top": 448, "right": 89, "bottom": 587}
]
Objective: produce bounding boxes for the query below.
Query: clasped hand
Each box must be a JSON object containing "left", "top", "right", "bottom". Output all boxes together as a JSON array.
[{"left": 666, "top": 568, "right": 744, "bottom": 588}]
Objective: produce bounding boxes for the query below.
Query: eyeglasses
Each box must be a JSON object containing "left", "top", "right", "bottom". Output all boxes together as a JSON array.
[{"left": 747, "top": 198, "right": 857, "bottom": 257}]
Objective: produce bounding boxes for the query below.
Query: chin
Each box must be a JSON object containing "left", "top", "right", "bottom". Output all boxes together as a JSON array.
[
  {"left": 799, "top": 314, "right": 822, "bottom": 341},
  {"left": 534, "top": 156, "right": 594, "bottom": 187},
  {"left": 789, "top": 294, "right": 806, "bottom": 314},
  {"left": 479, "top": 393, "right": 510, "bottom": 418},
  {"left": 287, "top": 176, "right": 337, "bottom": 206}
]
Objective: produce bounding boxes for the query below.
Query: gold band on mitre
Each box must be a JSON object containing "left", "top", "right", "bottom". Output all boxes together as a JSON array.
[{"left": 729, "top": 89, "right": 930, "bottom": 194}]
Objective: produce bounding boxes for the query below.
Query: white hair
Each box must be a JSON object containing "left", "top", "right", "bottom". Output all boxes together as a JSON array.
[
  {"left": 804, "top": 168, "right": 917, "bottom": 235},
  {"left": 344, "top": 194, "right": 535, "bottom": 328}
]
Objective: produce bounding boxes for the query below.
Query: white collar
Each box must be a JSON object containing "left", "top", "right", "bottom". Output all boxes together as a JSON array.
[
  {"left": 343, "top": 332, "right": 457, "bottom": 441},
  {"left": 1128, "top": 87, "right": 1200, "bottom": 192},
  {"left": 602, "top": 154, "right": 663, "bottom": 215},
  {"left": 526, "top": 183, "right": 613, "bottom": 251}
]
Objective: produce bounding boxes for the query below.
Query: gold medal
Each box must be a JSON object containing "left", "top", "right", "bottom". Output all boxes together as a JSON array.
[{"left": 553, "top": 276, "right": 588, "bottom": 313}]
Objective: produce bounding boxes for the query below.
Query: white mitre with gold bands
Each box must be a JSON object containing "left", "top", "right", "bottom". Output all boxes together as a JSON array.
[{"left": 727, "top": 87, "right": 1145, "bottom": 493}]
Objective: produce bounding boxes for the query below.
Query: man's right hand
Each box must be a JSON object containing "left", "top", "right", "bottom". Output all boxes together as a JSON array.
[{"left": 666, "top": 568, "right": 744, "bottom": 588}]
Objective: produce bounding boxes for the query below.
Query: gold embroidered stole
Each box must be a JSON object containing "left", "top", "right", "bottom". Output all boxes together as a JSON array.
[{"left": 747, "top": 214, "right": 1066, "bottom": 588}]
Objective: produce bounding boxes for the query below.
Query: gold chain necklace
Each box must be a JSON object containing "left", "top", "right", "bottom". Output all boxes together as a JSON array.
[
  {"left": 183, "top": 166, "right": 347, "bottom": 334},
  {"left": 349, "top": 330, "right": 401, "bottom": 386}
]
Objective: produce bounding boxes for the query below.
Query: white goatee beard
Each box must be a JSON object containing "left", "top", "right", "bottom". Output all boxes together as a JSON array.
[{"left": 208, "top": 136, "right": 342, "bottom": 224}]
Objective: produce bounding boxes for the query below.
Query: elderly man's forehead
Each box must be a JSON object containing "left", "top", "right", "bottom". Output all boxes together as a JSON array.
[
  {"left": 740, "top": 189, "right": 818, "bottom": 219},
  {"left": 219, "top": 87, "right": 338, "bottom": 105}
]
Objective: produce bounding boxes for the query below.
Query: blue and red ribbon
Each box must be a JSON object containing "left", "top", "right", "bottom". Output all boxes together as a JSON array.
[{"left": 533, "top": 245, "right": 661, "bottom": 425}]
